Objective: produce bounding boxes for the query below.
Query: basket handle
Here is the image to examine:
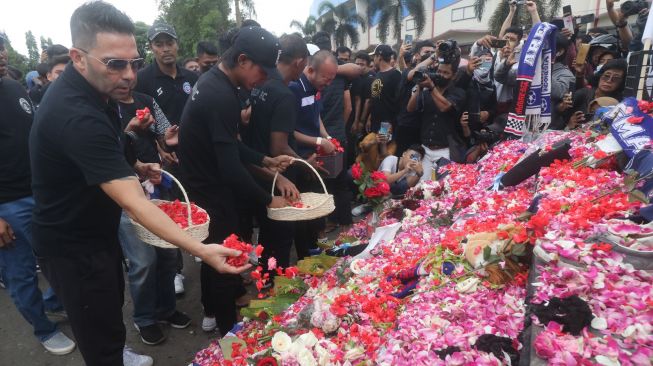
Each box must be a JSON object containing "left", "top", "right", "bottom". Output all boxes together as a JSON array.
[
  {"left": 270, "top": 158, "right": 329, "bottom": 197},
  {"left": 159, "top": 169, "right": 194, "bottom": 227}
]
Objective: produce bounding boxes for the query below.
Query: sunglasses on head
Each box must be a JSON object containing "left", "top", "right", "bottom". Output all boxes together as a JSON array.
[{"left": 77, "top": 48, "right": 144, "bottom": 72}]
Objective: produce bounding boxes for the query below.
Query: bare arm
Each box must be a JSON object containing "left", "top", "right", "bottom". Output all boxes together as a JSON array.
[
  {"left": 499, "top": 3, "right": 517, "bottom": 38},
  {"left": 344, "top": 90, "right": 352, "bottom": 123},
  {"left": 430, "top": 87, "right": 453, "bottom": 113},
  {"left": 526, "top": 1, "right": 540, "bottom": 24},
  {"left": 606, "top": 0, "right": 633, "bottom": 50},
  {"left": 337, "top": 63, "right": 363, "bottom": 79},
  {"left": 383, "top": 168, "right": 409, "bottom": 184},
  {"left": 101, "top": 177, "right": 250, "bottom": 274},
  {"left": 407, "top": 87, "right": 420, "bottom": 113}
]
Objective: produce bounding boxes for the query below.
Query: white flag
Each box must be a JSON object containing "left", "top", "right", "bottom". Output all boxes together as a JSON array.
[{"left": 642, "top": 8, "right": 653, "bottom": 43}]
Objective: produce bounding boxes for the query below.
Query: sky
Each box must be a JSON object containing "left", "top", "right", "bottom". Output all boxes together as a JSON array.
[{"left": 1, "top": 0, "right": 313, "bottom": 55}]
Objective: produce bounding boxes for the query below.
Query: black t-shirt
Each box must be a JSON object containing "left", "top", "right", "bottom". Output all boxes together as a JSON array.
[
  {"left": 396, "top": 69, "right": 421, "bottom": 128},
  {"left": 320, "top": 73, "right": 347, "bottom": 142},
  {"left": 246, "top": 74, "right": 297, "bottom": 156},
  {"left": 135, "top": 61, "right": 198, "bottom": 124},
  {"left": 369, "top": 68, "right": 402, "bottom": 131},
  {"left": 418, "top": 86, "right": 467, "bottom": 147},
  {"left": 178, "top": 67, "right": 270, "bottom": 211},
  {"left": 29, "top": 64, "right": 134, "bottom": 257},
  {"left": 0, "top": 78, "right": 34, "bottom": 203}
]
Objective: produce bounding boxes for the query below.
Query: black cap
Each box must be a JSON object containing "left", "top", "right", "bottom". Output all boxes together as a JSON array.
[
  {"left": 232, "top": 26, "right": 280, "bottom": 77},
  {"left": 148, "top": 21, "right": 178, "bottom": 42},
  {"left": 370, "top": 44, "right": 393, "bottom": 57},
  {"left": 312, "top": 31, "right": 331, "bottom": 51}
]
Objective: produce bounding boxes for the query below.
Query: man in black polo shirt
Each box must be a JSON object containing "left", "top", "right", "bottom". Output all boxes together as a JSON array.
[
  {"left": 177, "top": 26, "right": 292, "bottom": 335},
  {"left": 29, "top": 3, "right": 251, "bottom": 365},
  {"left": 0, "top": 60, "right": 76, "bottom": 355},
  {"left": 365, "top": 44, "right": 402, "bottom": 133},
  {"left": 135, "top": 21, "right": 198, "bottom": 166},
  {"left": 244, "top": 33, "right": 308, "bottom": 271}
]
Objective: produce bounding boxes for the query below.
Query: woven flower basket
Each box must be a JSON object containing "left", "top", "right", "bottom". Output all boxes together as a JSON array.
[
  {"left": 267, "top": 159, "right": 335, "bottom": 221},
  {"left": 129, "top": 170, "right": 210, "bottom": 249}
]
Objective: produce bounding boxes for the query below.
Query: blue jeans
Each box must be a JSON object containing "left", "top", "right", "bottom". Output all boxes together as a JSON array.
[
  {"left": 118, "top": 213, "right": 177, "bottom": 327},
  {"left": 0, "top": 196, "right": 61, "bottom": 342}
]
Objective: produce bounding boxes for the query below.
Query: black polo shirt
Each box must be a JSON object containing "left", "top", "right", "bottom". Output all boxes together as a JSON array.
[
  {"left": 135, "top": 61, "right": 198, "bottom": 124},
  {"left": 178, "top": 67, "right": 270, "bottom": 212},
  {"left": 245, "top": 73, "right": 297, "bottom": 155},
  {"left": 29, "top": 64, "right": 134, "bottom": 257},
  {"left": 289, "top": 73, "right": 321, "bottom": 158},
  {"left": 0, "top": 78, "right": 34, "bottom": 203},
  {"left": 320, "top": 72, "right": 347, "bottom": 143}
]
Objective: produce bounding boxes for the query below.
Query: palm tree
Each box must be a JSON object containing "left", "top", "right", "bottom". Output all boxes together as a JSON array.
[
  {"left": 234, "top": 0, "right": 256, "bottom": 27},
  {"left": 475, "top": 0, "right": 562, "bottom": 36},
  {"left": 367, "top": 0, "right": 425, "bottom": 46},
  {"left": 290, "top": 16, "right": 317, "bottom": 39},
  {"left": 318, "top": 1, "right": 367, "bottom": 48}
]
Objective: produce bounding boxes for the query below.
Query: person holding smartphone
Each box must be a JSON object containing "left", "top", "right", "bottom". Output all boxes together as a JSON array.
[{"left": 379, "top": 144, "right": 425, "bottom": 195}]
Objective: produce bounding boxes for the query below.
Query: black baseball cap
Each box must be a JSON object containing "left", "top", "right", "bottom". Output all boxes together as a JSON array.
[
  {"left": 370, "top": 44, "right": 393, "bottom": 57},
  {"left": 148, "top": 21, "right": 178, "bottom": 42},
  {"left": 232, "top": 26, "right": 280, "bottom": 76}
]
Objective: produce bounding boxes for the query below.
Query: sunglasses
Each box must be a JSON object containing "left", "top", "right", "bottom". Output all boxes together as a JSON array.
[
  {"left": 77, "top": 48, "right": 144, "bottom": 72},
  {"left": 600, "top": 73, "right": 623, "bottom": 83}
]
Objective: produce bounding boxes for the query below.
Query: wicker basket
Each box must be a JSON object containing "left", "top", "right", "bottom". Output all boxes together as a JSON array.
[
  {"left": 129, "top": 170, "right": 210, "bottom": 249},
  {"left": 267, "top": 159, "right": 335, "bottom": 221}
]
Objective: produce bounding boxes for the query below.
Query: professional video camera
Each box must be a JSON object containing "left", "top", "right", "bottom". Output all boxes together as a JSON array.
[
  {"left": 438, "top": 39, "right": 460, "bottom": 65},
  {"left": 413, "top": 69, "right": 438, "bottom": 82},
  {"left": 621, "top": 0, "right": 649, "bottom": 17}
]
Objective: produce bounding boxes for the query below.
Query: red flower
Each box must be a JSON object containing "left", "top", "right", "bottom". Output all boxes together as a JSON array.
[
  {"left": 135, "top": 107, "right": 150, "bottom": 121},
  {"left": 284, "top": 266, "right": 298, "bottom": 278},
  {"left": 371, "top": 171, "right": 387, "bottom": 182},
  {"left": 256, "top": 357, "right": 278, "bottom": 366},
  {"left": 592, "top": 150, "right": 608, "bottom": 160},
  {"left": 352, "top": 163, "right": 363, "bottom": 180},
  {"left": 628, "top": 116, "right": 644, "bottom": 124},
  {"left": 591, "top": 242, "right": 612, "bottom": 252}
]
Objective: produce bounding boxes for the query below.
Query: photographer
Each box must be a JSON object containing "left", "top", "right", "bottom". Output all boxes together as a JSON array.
[
  {"left": 550, "top": 34, "right": 576, "bottom": 130},
  {"left": 379, "top": 144, "right": 425, "bottom": 195},
  {"left": 395, "top": 40, "right": 437, "bottom": 157},
  {"left": 406, "top": 52, "right": 466, "bottom": 180}
]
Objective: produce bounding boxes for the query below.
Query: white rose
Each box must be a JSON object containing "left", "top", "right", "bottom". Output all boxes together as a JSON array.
[
  {"left": 321, "top": 313, "right": 339, "bottom": 333},
  {"left": 296, "top": 332, "right": 318, "bottom": 348},
  {"left": 595, "top": 355, "right": 620, "bottom": 366},
  {"left": 271, "top": 331, "right": 292, "bottom": 353},
  {"left": 296, "top": 347, "right": 317, "bottom": 366}
]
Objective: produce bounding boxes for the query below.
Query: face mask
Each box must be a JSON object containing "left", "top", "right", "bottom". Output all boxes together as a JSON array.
[{"left": 473, "top": 68, "right": 491, "bottom": 84}]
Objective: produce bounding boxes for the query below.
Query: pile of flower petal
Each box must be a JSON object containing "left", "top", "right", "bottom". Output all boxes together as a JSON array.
[{"left": 192, "top": 130, "right": 653, "bottom": 366}]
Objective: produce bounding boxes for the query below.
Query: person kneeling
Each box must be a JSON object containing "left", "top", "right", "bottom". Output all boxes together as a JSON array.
[{"left": 379, "top": 144, "right": 425, "bottom": 196}]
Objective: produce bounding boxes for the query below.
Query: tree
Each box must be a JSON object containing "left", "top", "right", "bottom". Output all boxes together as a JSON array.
[
  {"left": 290, "top": 16, "right": 317, "bottom": 40},
  {"left": 25, "top": 30, "right": 39, "bottom": 69},
  {"left": 134, "top": 21, "right": 151, "bottom": 58},
  {"left": 39, "top": 36, "right": 53, "bottom": 53},
  {"left": 318, "top": 1, "right": 366, "bottom": 48},
  {"left": 234, "top": 0, "right": 256, "bottom": 27},
  {"left": 367, "top": 0, "right": 425, "bottom": 46},
  {"left": 158, "top": 0, "right": 234, "bottom": 58},
  {"left": 475, "top": 0, "right": 562, "bottom": 36}
]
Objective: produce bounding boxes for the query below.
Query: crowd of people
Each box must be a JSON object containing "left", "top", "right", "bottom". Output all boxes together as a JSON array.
[{"left": 0, "top": 0, "right": 647, "bottom": 365}]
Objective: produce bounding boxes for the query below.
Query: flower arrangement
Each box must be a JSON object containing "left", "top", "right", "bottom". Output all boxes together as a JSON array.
[{"left": 351, "top": 162, "right": 391, "bottom": 209}]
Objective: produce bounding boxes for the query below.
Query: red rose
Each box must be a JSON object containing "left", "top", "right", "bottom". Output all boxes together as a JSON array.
[
  {"left": 371, "top": 171, "right": 387, "bottom": 182},
  {"left": 135, "top": 107, "right": 150, "bottom": 121},
  {"left": 592, "top": 150, "right": 608, "bottom": 160},
  {"left": 364, "top": 186, "right": 382, "bottom": 198},
  {"left": 376, "top": 181, "right": 390, "bottom": 196},
  {"left": 351, "top": 163, "right": 363, "bottom": 180}
]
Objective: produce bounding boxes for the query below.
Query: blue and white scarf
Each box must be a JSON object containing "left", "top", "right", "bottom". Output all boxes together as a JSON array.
[{"left": 505, "top": 23, "right": 558, "bottom": 137}]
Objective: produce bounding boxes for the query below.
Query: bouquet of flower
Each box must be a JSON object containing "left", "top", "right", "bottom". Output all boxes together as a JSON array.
[{"left": 351, "top": 162, "right": 391, "bottom": 208}]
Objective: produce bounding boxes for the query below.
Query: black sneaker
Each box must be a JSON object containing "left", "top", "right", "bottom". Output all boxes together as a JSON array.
[
  {"left": 159, "top": 311, "right": 191, "bottom": 329},
  {"left": 135, "top": 323, "right": 166, "bottom": 345}
]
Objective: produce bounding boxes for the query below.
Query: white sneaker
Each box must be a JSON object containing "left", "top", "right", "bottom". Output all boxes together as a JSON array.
[
  {"left": 41, "top": 331, "right": 76, "bottom": 355},
  {"left": 174, "top": 274, "right": 185, "bottom": 295},
  {"left": 202, "top": 316, "right": 217, "bottom": 332},
  {"left": 123, "top": 346, "right": 154, "bottom": 366},
  {"left": 351, "top": 203, "right": 372, "bottom": 217}
]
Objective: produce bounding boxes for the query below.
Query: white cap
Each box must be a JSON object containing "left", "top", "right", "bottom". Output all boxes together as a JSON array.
[{"left": 307, "top": 43, "right": 320, "bottom": 56}]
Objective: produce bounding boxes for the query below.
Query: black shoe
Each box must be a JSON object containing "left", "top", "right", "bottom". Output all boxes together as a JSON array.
[
  {"left": 135, "top": 323, "right": 166, "bottom": 345},
  {"left": 159, "top": 311, "right": 191, "bottom": 329}
]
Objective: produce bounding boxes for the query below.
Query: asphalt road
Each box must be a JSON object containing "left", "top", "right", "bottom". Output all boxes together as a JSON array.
[{"left": 0, "top": 253, "right": 227, "bottom": 366}]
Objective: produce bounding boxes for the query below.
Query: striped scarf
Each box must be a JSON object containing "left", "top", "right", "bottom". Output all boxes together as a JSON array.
[{"left": 505, "top": 23, "right": 558, "bottom": 137}]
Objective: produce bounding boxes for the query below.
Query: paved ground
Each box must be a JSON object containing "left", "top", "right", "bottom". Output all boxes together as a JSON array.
[
  {"left": 0, "top": 225, "right": 348, "bottom": 366},
  {"left": 0, "top": 253, "right": 233, "bottom": 366}
]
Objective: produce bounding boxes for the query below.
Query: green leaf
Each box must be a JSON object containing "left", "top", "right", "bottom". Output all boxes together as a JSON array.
[
  {"left": 629, "top": 190, "right": 650, "bottom": 204},
  {"left": 511, "top": 243, "right": 526, "bottom": 256},
  {"left": 486, "top": 254, "right": 501, "bottom": 264},
  {"left": 483, "top": 246, "right": 492, "bottom": 261}
]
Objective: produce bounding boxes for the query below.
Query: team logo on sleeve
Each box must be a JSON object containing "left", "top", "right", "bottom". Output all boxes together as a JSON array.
[
  {"left": 183, "top": 82, "right": 192, "bottom": 94},
  {"left": 19, "top": 98, "right": 32, "bottom": 114}
]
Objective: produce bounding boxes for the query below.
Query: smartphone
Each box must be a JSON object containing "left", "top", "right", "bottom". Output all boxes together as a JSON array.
[
  {"left": 576, "top": 14, "right": 595, "bottom": 25},
  {"left": 576, "top": 43, "right": 590, "bottom": 66},
  {"left": 490, "top": 39, "right": 508, "bottom": 48},
  {"left": 379, "top": 122, "right": 391, "bottom": 136},
  {"left": 404, "top": 34, "right": 413, "bottom": 46},
  {"left": 410, "top": 153, "right": 420, "bottom": 162},
  {"left": 563, "top": 6, "right": 575, "bottom": 33}
]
